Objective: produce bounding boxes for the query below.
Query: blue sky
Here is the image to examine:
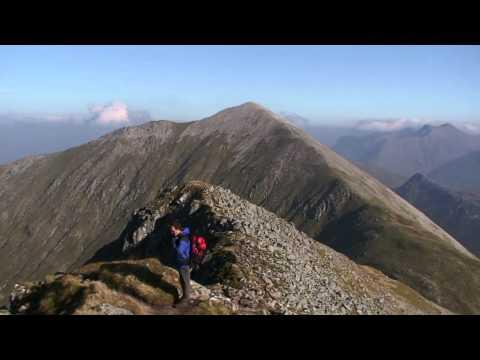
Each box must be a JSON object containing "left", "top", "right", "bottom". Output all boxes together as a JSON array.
[{"left": 1, "top": 45, "right": 479, "bottom": 124}]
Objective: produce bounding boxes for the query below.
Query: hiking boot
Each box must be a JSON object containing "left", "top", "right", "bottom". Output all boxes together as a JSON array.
[{"left": 174, "top": 296, "right": 191, "bottom": 308}]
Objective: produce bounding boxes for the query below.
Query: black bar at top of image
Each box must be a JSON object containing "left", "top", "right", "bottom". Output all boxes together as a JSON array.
[
  {"left": 1, "top": 30, "right": 480, "bottom": 45},
  {"left": 1, "top": 13, "right": 480, "bottom": 45},
  {"left": 2, "top": 1, "right": 480, "bottom": 44}
]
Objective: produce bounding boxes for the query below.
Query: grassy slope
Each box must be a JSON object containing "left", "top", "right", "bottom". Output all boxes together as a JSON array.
[{"left": 11, "top": 258, "right": 233, "bottom": 315}]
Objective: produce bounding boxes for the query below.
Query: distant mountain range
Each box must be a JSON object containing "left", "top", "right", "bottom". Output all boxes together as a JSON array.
[
  {"left": 428, "top": 150, "right": 480, "bottom": 194},
  {"left": 352, "top": 162, "right": 407, "bottom": 188},
  {"left": 397, "top": 173, "right": 480, "bottom": 257},
  {"left": 333, "top": 123, "right": 480, "bottom": 180},
  {"left": 1, "top": 103, "right": 480, "bottom": 313},
  {"left": 0, "top": 122, "right": 123, "bottom": 165},
  {"left": 282, "top": 116, "right": 480, "bottom": 190},
  {"left": 279, "top": 112, "right": 374, "bottom": 147}
]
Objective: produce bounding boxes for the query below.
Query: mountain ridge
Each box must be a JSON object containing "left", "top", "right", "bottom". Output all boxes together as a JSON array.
[
  {"left": 8, "top": 181, "right": 450, "bottom": 315},
  {"left": 1, "top": 102, "right": 480, "bottom": 313}
]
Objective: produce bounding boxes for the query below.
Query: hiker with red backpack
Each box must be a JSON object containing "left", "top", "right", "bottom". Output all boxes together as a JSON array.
[
  {"left": 169, "top": 220, "right": 193, "bottom": 306},
  {"left": 169, "top": 220, "right": 208, "bottom": 307}
]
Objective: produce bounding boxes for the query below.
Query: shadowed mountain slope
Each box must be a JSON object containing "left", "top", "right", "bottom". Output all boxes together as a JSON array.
[
  {"left": 397, "top": 173, "right": 480, "bottom": 257},
  {"left": 428, "top": 150, "right": 480, "bottom": 194}
]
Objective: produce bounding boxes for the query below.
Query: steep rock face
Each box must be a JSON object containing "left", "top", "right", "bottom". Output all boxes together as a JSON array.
[
  {"left": 397, "top": 174, "right": 480, "bottom": 256},
  {"left": 10, "top": 182, "right": 449, "bottom": 315},
  {"left": 0, "top": 102, "right": 479, "bottom": 313}
]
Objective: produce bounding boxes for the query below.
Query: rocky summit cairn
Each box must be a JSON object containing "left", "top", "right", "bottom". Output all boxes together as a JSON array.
[{"left": 9, "top": 181, "right": 450, "bottom": 315}]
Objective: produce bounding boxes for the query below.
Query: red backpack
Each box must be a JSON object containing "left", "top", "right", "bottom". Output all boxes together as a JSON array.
[{"left": 191, "top": 235, "right": 207, "bottom": 262}]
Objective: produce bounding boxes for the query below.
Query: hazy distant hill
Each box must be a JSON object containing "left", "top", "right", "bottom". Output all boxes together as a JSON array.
[
  {"left": 333, "top": 124, "right": 480, "bottom": 179},
  {"left": 352, "top": 162, "right": 407, "bottom": 188},
  {"left": 0, "top": 122, "right": 122, "bottom": 165},
  {"left": 397, "top": 173, "right": 480, "bottom": 257},
  {"left": 279, "top": 112, "right": 375, "bottom": 147},
  {"left": 428, "top": 150, "right": 480, "bottom": 194},
  {"left": 1, "top": 103, "right": 480, "bottom": 313}
]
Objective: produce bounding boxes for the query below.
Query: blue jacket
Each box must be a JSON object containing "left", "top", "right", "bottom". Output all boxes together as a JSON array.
[{"left": 172, "top": 227, "right": 191, "bottom": 268}]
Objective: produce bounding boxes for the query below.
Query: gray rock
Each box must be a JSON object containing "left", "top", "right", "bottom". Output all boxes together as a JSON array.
[{"left": 96, "top": 303, "right": 134, "bottom": 315}]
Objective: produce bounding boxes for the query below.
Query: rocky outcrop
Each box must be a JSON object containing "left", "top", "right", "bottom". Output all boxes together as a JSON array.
[{"left": 90, "top": 181, "right": 448, "bottom": 315}]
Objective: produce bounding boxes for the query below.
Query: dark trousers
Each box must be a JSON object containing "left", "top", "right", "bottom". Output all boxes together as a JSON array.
[
  {"left": 178, "top": 266, "right": 191, "bottom": 300},
  {"left": 190, "top": 255, "right": 205, "bottom": 273}
]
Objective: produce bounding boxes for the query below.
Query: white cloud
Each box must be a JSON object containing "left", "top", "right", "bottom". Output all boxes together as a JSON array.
[
  {"left": 456, "top": 122, "right": 480, "bottom": 135},
  {"left": 354, "top": 118, "right": 431, "bottom": 132},
  {"left": 353, "top": 118, "right": 480, "bottom": 135},
  {"left": 88, "top": 101, "right": 129, "bottom": 125},
  {"left": 0, "top": 102, "right": 152, "bottom": 127}
]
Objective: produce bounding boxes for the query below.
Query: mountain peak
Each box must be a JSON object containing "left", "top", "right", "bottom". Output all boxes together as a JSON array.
[
  {"left": 237, "top": 101, "right": 267, "bottom": 111},
  {"left": 418, "top": 124, "right": 434, "bottom": 136},
  {"left": 400, "top": 173, "right": 432, "bottom": 190},
  {"left": 435, "top": 123, "right": 463, "bottom": 133},
  {"left": 416, "top": 123, "right": 462, "bottom": 137},
  {"left": 217, "top": 102, "right": 272, "bottom": 116},
  {"left": 410, "top": 173, "right": 429, "bottom": 183},
  {"left": 400, "top": 173, "right": 448, "bottom": 195},
  {"left": 439, "top": 123, "right": 456, "bottom": 129},
  {"left": 187, "top": 101, "right": 295, "bottom": 140},
  {"left": 206, "top": 101, "right": 278, "bottom": 121}
]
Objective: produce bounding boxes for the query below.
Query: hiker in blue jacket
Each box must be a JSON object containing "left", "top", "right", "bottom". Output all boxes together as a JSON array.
[{"left": 169, "top": 220, "right": 192, "bottom": 306}]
